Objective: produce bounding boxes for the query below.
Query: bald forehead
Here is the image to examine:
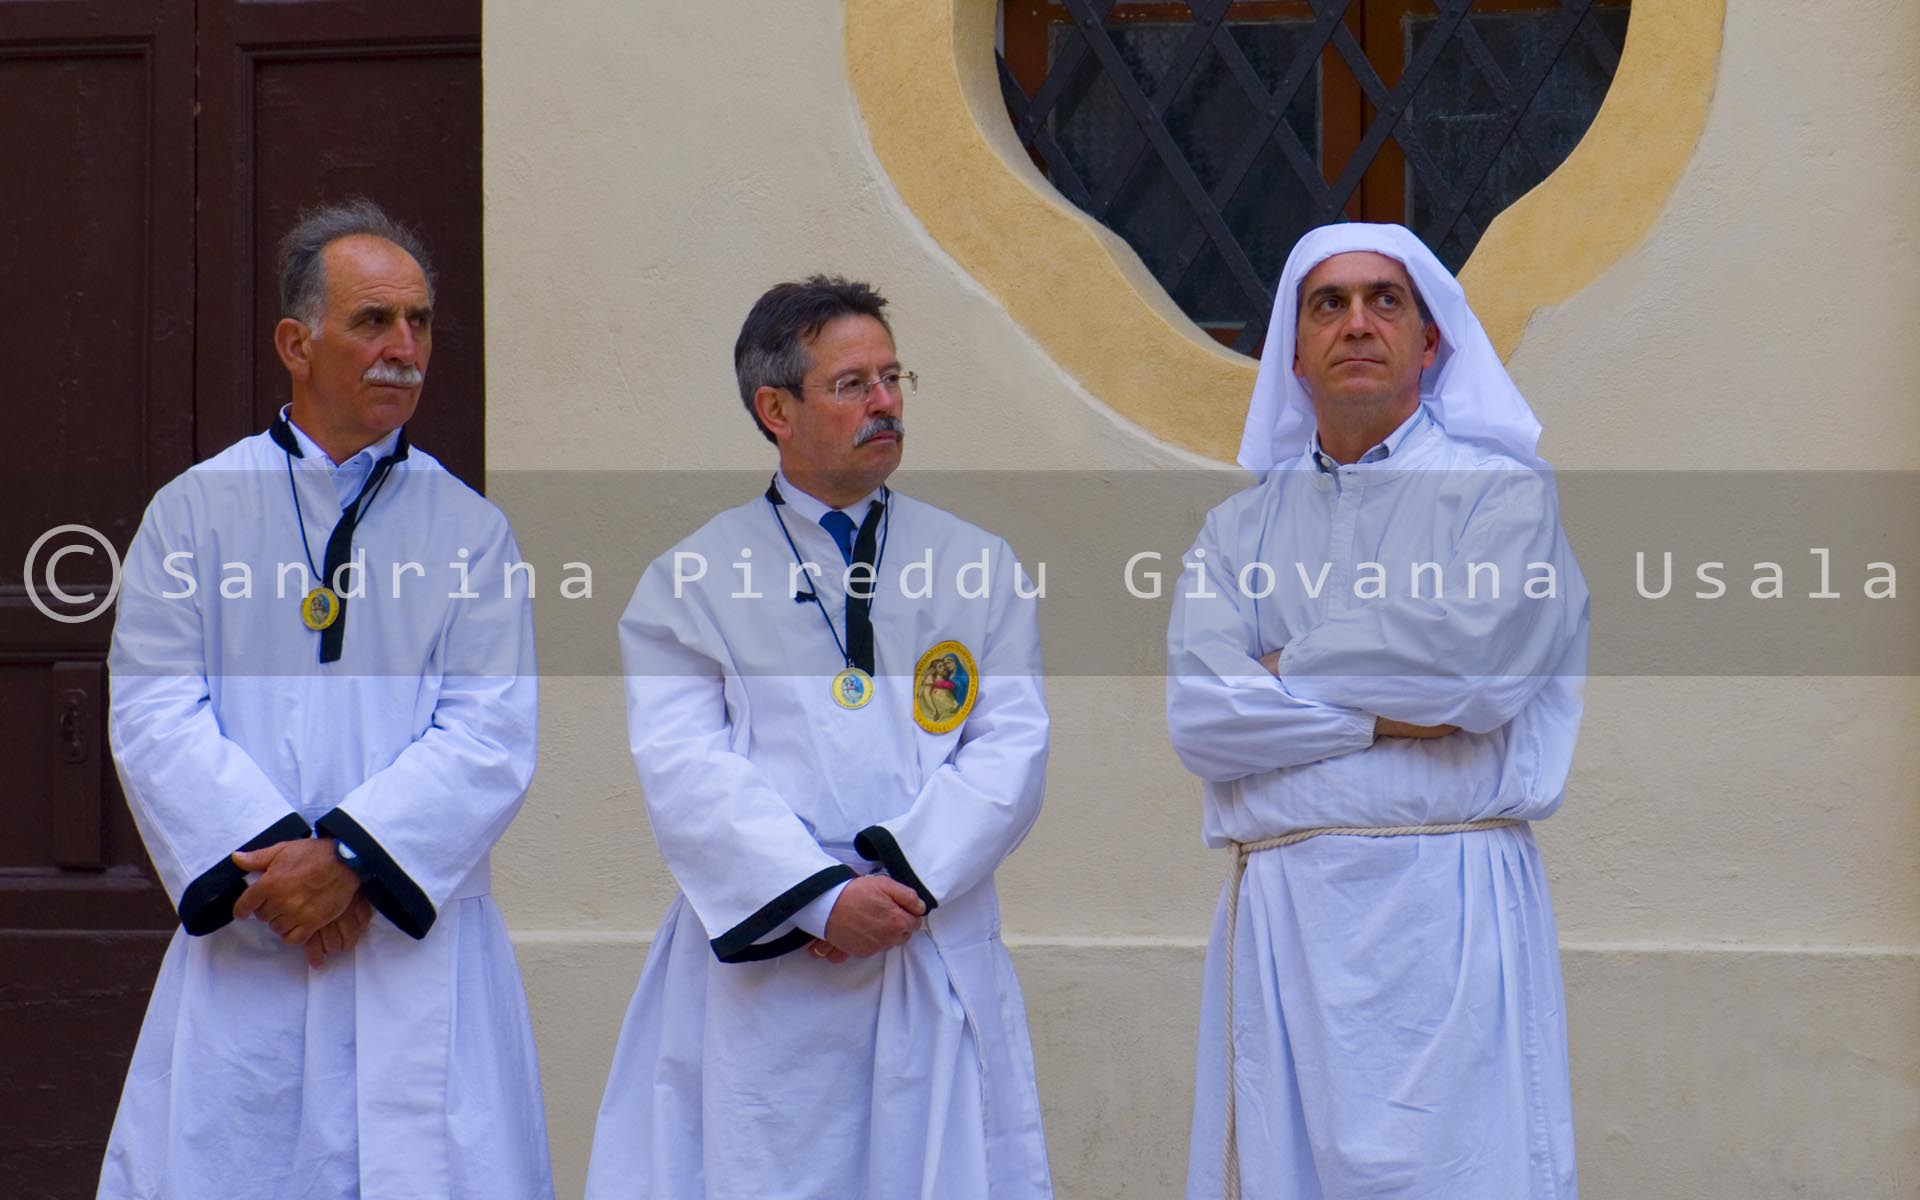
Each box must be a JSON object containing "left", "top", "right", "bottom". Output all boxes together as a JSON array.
[
  {"left": 319, "top": 234, "right": 432, "bottom": 317},
  {"left": 322, "top": 234, "right": 428, "bottom": 292}
]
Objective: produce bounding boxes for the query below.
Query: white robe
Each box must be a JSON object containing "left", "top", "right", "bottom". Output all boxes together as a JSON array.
[
  {"left": 99, "top": 422, "right": 553, "bottom": 1200},
  {"left": 586, "top": 485, "right": 1052, "bottom": 1200},
  {"left": 1167, "top": 412, "right": 1588, "bottom": 1199}
]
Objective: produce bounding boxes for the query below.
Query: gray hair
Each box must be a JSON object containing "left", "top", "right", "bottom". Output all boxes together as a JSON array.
[
  {"left": 1410, "top": 283, "right": 1434, "bottom": 327},
  {"left": 734, "top": 276, "right": 892, "bottom": 444},
  {"left": 277, "top": 198, "right": 435, "bottom": 327}
]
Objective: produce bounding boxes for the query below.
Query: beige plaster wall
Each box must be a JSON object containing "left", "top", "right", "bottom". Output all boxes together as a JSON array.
[{"left": 484, "top": 2, "right": 1920, "bottom": 1196}]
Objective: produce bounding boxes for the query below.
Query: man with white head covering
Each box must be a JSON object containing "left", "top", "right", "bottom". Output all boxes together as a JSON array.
[{"left": 1166, "top": 222, "right": 1589, "bottom": 1199}]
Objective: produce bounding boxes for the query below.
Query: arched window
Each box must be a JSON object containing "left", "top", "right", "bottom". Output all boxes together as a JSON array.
[{"left": 999, "top": 0, "right": 1629, "bottom": 351}]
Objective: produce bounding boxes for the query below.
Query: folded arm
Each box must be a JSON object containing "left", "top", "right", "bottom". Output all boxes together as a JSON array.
[
  {"left": 1165, "top": 508, "right": 1377, "bottom": 783},
  {"left": 1277, "top": 469, "right": 1586, "bottom": 733}
]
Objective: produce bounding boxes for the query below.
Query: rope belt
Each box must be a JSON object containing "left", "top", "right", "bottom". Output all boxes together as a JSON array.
[{"left": 1219, "top": 818, "right": 1522, "bottom": 1200}]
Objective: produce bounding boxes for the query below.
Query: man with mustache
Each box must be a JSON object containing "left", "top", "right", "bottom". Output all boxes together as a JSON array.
[
  {"left": 99, "top": 199, "right": 553, "bottom": 1199},
  {"left": 1166, "top": 224, "right": 1589, "bottom": 1199},
  {"left": 586, "top": 277, "right": 1054, "bottom": 1198}
]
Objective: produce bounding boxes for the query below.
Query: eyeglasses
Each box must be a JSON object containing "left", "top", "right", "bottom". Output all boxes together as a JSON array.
[{"left": 786, "top": 369, "right": 918, "bottom": 405}]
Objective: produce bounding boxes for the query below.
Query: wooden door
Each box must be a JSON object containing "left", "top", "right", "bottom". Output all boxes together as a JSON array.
[
  {"left": 0, "top": 3, "right": 197, "bottom": 1192},
  {"left": 0, "top": 3, "right": 480, "bottom": 1194}
]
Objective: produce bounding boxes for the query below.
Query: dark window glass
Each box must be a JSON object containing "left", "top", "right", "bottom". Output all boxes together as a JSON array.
[
  {"left": 1404, "top": 6, "right": 1631, "bottom": 267},
  {"left": 1046, "top": 20, "right": 1322, "bottom": 334},
  {"left": 1000, "top": 1, "right": 1630, "bottom": 352}
]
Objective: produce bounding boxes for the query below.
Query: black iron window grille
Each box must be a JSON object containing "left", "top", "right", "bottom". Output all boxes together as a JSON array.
[{"left": 999, "top": 0, "right": 1630, "bottom": 353}]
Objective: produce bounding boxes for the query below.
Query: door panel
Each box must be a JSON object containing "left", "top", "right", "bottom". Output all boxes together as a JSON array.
[
  {"left": 0, "top": 1, "right": 194, "bottom": 1187},
  {"left": 0, "top": 0, "right": 195, "bottom": 646},
  {"left": 0, "top": 929, "right": 173, "bottom": 1198}
]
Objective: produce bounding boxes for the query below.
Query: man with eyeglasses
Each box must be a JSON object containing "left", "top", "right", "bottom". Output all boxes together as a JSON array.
[{"left": 585, "top": 276, "right": 1054, "bottom": 1198}]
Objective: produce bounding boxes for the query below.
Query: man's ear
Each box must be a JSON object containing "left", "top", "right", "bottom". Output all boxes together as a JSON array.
[
  {"left": 1420, "top": 320, "right": 1440, "bottom": 370},
  {"left": 275, "top": 317, "right": 313, "bottom": 380},
  {"left": 1293, "top": 349, "right": 1305, "bottom": 379},
  {"left": 753, "top": 384, "right": 793, "bottom": 443}
]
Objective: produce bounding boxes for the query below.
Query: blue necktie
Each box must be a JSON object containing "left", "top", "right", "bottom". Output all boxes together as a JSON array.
[{"left": 820, "top": 510, "right": 858, "bottom": 566}]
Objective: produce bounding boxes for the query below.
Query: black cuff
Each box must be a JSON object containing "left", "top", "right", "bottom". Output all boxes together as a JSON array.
[
  {"left": 314, "top": 808, "right": 435, "bottom": 940},
  {"left": 178, "top": 813, "right": 312, "bottom": 935},
  {"left": 853, "top": 825, "right": 938, "bottom": 913},
  {"left": 710, "top": 865, "right": 857, "bottom": 964},
  {"left": 723, "top": 928, "right": 817, "bottom": 963}
]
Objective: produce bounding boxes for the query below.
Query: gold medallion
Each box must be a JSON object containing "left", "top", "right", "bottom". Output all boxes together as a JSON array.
[
  {"left": 831, "top": 666, "right": 874, "bottom": 710},
  {"left": 912, "top": 640, "right": 977, "bottom": 734},
  {"left": 300, "top": 586, "right": 340, "bottom": 631}
]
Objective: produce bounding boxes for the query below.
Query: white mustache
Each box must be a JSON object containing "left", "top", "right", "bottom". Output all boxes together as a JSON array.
[
  {"left": 364, "top": 362, "right": 424, "bottom": 387},
  {"left": 854, "top": 416, "right": 903, "bottom": 447}
]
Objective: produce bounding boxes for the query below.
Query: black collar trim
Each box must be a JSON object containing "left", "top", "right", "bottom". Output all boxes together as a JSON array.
[
  {"left": 269, "top": 414, "right": 302, "bottom": 456},
  {"left": 763, "top": 475, "right": 888, "bottom": 518},
  {"left": 270, "top": 413, "right": 412, "bottom": 464}
]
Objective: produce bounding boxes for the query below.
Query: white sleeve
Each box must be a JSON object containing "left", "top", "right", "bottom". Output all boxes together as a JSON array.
[
  {"left": 1277, "top": 469, "right": 1588, "bottom": 734},
  {"left": 108, "top": 486, "right": 311, "bottom": 934},
  {"left": 316, "top": 512, "right": 539, "bottom": 938},
  {"left": 1165, "top": 505, "right": 1376, "bottom": 783},
  {"left": 851, "top": 547, "right": 1048, "bottom": 910},
  {"left": 792, "top": 880, "right": 851, "bottom": 940},
  {"left": 621, "top": 555, "right": 855, "bottom": 963}
]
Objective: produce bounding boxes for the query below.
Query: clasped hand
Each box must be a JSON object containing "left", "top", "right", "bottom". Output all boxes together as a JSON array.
[
  {"left": 807, "top": 875, "right": 926, "bottom": 964},
  {"left": 232, "top": 838, "right": 371, "bottom": 969}
]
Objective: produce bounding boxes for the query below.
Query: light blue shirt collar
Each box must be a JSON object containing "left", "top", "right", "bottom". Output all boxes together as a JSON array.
[
  {"left": 1311, "top": 404, "right": 1431, "bottom": 474},
  {"left": 773, "top": 468, "right": 883, "bottom": 528},
  {"left": 280, "top": 405, "right": 403, "bottom": 508}
]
